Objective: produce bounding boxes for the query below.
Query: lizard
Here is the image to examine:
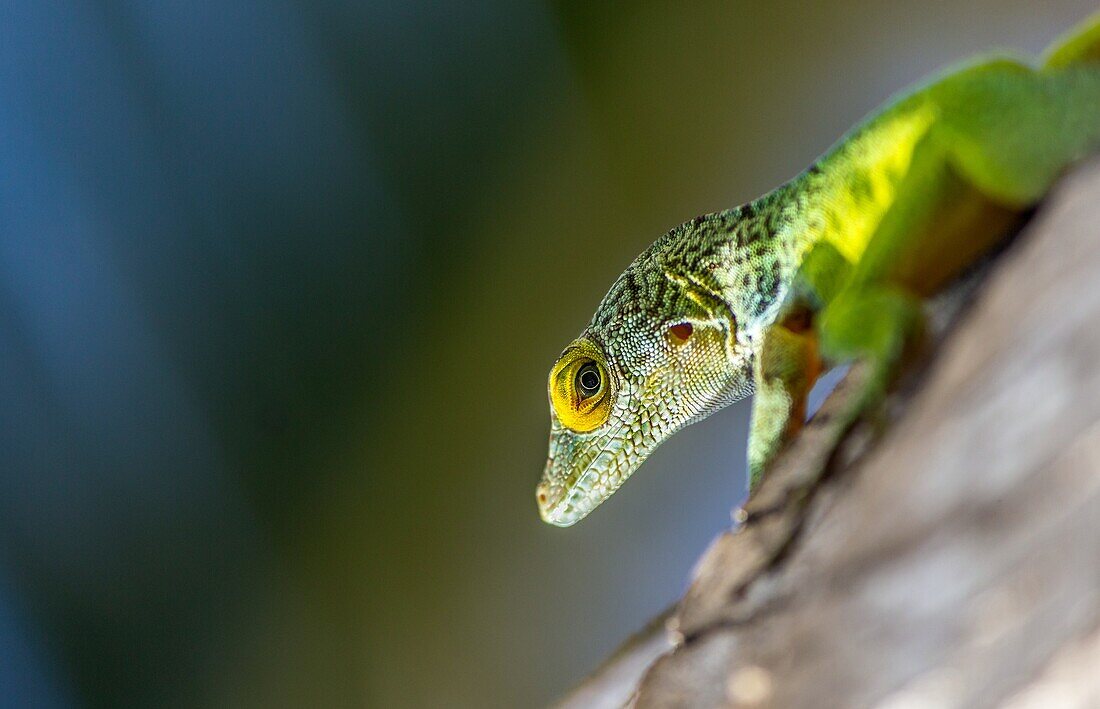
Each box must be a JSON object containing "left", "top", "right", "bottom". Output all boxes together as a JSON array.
[{"left": 537, "top": 14, "right": 1100, "bottom": 527}]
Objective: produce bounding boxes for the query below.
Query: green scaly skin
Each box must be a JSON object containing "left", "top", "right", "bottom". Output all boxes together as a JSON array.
[{"left": 538, "top": 15, "right": 1100, "bottom": 527}]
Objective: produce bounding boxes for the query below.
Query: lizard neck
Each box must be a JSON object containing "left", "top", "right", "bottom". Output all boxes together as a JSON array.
[
  {"left": 662, "top": 100, "right": 937, "bottom": 335},
  {"left": 656, "top": 178, "right": 815, "bottom": 336}
]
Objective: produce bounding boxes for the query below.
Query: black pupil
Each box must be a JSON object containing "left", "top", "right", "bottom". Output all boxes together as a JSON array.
[{"left": 577, "top": 366, "right": 601, "bottom": 395}]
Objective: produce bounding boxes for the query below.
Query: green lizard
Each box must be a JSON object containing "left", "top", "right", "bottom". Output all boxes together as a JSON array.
[{"left": 537, "top": 15, "right": 1100, "bottom": 527}]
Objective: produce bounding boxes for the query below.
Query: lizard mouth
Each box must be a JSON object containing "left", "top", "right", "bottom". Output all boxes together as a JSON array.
[
  {"left": 537, "top": 458, "right": 628, "bottom": 527},
  {"left": 537, "top": 465, "right": 606, "bottom": 527},
  {"left": 537, "top": 416, "right": 650, "bottom": 527}
]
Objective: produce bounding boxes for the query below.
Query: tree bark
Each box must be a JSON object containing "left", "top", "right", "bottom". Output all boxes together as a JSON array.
[{"left": 557, "top": 158, "right": 1100, "bottom": 709}]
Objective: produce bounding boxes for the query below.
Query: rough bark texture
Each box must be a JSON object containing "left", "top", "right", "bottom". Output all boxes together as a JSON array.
[{"left": 557, "top": 158, "right": 1100, "bottom": 709}]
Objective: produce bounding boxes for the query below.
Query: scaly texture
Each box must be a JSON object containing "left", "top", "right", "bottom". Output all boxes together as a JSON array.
[{"left": 538, "top": 14, "right": 1100, "bottom": 526}]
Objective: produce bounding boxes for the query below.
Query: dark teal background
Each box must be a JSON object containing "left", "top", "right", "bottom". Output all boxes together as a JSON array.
[{"left": 0, "top": 2, "right": 1091, "bottom": 706}]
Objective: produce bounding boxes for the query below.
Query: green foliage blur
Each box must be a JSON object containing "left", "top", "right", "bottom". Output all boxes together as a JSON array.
[{"left": 0, "top": 1, "right": 1093, "bottom": 706}]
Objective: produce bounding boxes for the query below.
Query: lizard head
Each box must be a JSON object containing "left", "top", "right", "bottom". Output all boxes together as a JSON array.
[{"left": 537, "top": 249, "right": 756, "bottom": 526}]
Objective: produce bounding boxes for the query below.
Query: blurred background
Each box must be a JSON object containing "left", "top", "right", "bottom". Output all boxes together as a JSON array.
[{"left": 0, "top": 1, "right": 1094, "bottom": 706}]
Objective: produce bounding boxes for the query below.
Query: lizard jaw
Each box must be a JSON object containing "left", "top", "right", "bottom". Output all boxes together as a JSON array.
[
  {"left": 537, "top": 425, "right": 646, "bottom": 527},
  {"left": 537, "top": 466, "right": 618, "bottom": 527}
]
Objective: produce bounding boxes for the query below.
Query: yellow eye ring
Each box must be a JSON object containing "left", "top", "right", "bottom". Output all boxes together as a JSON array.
[{"left": 548, "top": 343, "right": 613, "bottom": 433}]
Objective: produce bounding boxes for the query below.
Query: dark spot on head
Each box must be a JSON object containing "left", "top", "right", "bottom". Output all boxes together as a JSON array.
[
  {"left": 767, "top": 280, "right": 781, "bottom": 301},
  {"left": 737, "top": 226, "right": 756, "bottom": 247}
]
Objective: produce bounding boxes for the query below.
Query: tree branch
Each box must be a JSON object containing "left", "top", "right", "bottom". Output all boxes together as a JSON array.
[{"left": 559, "top": 157, "right": 1100, "bottom": 709}]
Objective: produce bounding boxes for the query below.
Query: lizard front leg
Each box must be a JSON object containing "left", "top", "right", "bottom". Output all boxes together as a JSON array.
[
  {"left": 747, "top": 287, "right": 924, "bottom": 498},
  {"left": 747, "top": 315, "right": 823, "bottom": 489},
  {"left": 816, "top": 285, "right": 925, "bottom": 415}
]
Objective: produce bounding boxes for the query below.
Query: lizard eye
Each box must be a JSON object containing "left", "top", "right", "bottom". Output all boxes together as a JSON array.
[
  {"left": 548, "top": 345, "right": 613, "bottom": 433},
  {"left": 576, "top": 364, "right": 602, "bottom": 398}
]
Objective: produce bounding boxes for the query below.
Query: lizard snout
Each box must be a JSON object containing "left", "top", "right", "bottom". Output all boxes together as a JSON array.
[{"left": 536, "top": 480, "right": 566, "bottom": 524}]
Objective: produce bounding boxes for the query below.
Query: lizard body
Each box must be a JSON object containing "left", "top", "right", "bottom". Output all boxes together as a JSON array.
[{"left": 538, "top": 15, "right": 1100, "bottom": 526}]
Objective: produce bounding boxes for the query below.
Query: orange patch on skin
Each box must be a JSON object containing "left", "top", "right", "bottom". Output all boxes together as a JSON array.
[
  {"left": 668, "top": 322, "right": 693, "bottom": 343},
  {"left": 781, "top": 309, "right": 814, "bottom": 334}
]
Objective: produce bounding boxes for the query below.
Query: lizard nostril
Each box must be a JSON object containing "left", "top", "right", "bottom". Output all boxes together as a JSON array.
[{"left": 536, "top": 483, "right": 551, "bottom": 508}]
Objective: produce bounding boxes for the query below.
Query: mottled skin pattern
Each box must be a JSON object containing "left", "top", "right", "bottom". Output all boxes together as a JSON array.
[{"left": 538, "top": 15, "right": 1100, "bottom": 526}]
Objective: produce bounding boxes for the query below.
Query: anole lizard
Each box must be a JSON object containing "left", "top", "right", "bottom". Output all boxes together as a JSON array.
[{"left": 538, "top": 14, "right": 1100, "bottom": 526}]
